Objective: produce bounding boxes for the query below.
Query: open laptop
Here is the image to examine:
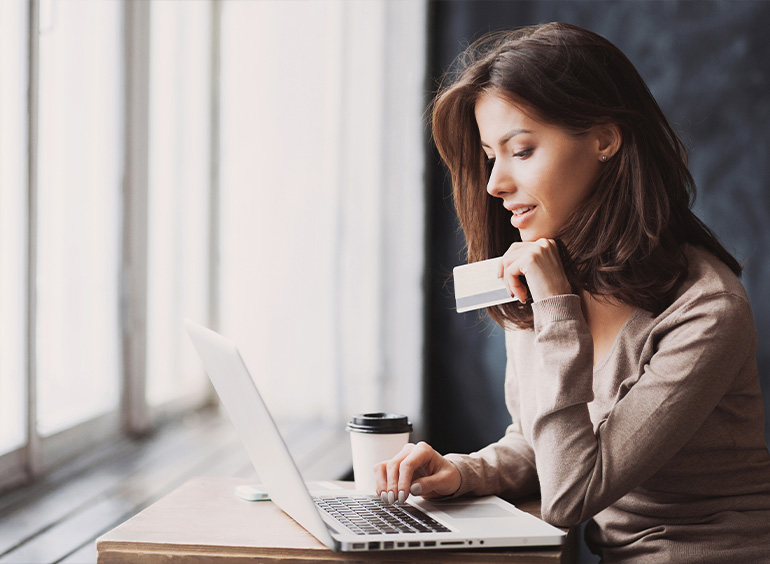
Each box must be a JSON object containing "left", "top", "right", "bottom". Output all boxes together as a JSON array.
[{"left": 185, "top": 320, "right": 565, "bottom": 552}]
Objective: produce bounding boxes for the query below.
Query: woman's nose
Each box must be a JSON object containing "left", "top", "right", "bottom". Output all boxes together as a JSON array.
[{"left": 486, "top": 160, "right": 511, "bottom": 198}]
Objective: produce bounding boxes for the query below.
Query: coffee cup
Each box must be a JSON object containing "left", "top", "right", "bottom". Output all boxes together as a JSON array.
[{"left": 346, "top": 412, "right": 413, "bottom": 491}]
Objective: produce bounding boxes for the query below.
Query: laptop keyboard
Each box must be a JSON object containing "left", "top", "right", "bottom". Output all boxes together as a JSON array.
[{"left": 314, "top": 496, "right": 452, "bottom": 536}]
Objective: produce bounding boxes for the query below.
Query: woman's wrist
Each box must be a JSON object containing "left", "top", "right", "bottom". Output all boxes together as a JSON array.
[{"left": 531, "top": 294, "right": 583, "bottom": 329}]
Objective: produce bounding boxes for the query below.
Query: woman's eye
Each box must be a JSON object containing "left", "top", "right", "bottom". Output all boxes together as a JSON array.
[{"left": 513, "top": 148, "right": 533, "bottom": 159}]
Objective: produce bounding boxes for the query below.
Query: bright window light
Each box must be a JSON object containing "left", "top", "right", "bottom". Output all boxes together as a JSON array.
[
  {"left": 0, "top": 0, "right": 29, "bottom": 455},
  {"left": 219, "top": 0, "right": 427, "bottom": 422},
  {"left": 219, "top": 1, "right": 342, "bottom": 419},
  {"left": 35, "top": 0, "right": 123, "bottom": 436},
  {"left": 145, "top": 0, "right": 212, "bottom": 407}
]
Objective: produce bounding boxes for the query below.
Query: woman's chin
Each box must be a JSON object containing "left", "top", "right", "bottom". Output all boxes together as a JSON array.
[
  {"left": 517, "top": 226, "right": 557, "bottom": 243},
  {"left": 518, "top": 230, "right": 542, "bottom": 242}
]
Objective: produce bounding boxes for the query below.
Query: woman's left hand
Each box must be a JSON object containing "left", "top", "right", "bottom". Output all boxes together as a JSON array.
[{"left": 499, "top": 239, "right": 572, "bottom": 302}]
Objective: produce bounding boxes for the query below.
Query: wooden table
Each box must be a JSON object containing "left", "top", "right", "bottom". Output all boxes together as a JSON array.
[{"left": 96, "top": 476, "right": 576, "bottom": 563}]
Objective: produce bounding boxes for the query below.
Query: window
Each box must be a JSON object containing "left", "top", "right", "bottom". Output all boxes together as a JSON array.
[
  {"left": 0, "top": 0, "right": 29, "bottom": 489},
  {"left": 219, "top": 0, "right": 427, "bottom": 423},
  {"left": 0, "top": 0, "right": 427, "bottom": 492},
  {"left": 0, "top": 0, "right": 219, "bottom": 490},
  {"left": 145, "top": 0, "right": 213, "bottom": 409},
  {"left": 35, "top": 0, "right": 123, "bottom": 438}
]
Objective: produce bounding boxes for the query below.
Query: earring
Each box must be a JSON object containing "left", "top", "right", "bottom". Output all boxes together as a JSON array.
[{"left": 601, "top": 155, "right": 609, "bottom": 162}]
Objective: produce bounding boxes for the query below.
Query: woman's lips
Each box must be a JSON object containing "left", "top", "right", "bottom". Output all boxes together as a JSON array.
[{"left": 509, "top": 205, "right": 536, "bottom": 229}]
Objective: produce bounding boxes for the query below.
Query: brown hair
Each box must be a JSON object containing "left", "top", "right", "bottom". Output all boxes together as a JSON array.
[{"left": 432, "top": 22, "right": 741, "bottom": 329}]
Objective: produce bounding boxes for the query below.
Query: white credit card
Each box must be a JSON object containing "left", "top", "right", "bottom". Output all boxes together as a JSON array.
[{"left": 453, "top": 256, "right": 518, "bottom": 313}]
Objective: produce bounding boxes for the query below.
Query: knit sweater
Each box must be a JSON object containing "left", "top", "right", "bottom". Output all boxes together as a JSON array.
[{"left": 445, "top": 245, "right": 770, "bottom": 563}]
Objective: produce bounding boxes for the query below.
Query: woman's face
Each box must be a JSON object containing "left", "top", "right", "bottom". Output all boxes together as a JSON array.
[{"left": 475, "top": 92, "right": 604, "bottom": 242}]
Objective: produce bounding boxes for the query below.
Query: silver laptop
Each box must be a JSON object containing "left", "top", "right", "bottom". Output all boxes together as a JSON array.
[{"left": 185, "top": 320, "right": 565, "bottom": 552}]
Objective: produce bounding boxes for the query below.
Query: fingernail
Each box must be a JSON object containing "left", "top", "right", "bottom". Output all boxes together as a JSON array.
[
  {"left": 387, "top": 491, "right": 395, "bottom": 504},
  {"left": 398, "top": 490, "right": 406, "bottom": 504},
  {"left": 410, "top": 482, "right": 423, "bottom": 496},
  {"left": 380, "top": 492, "right": 388, "bottom": 503}
]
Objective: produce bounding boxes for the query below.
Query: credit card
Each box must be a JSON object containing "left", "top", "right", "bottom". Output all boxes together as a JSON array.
[{"left": 453, "top": 256, "right": 518, "bottom": 313}]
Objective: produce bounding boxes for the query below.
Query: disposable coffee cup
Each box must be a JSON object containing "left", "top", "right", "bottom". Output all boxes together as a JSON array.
[{"left": 346, "top": 413, "right": 413, "bottom": 492}]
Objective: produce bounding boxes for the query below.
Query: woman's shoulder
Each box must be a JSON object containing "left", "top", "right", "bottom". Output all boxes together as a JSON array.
[
  {"left": 664, "top": 244, "right": 753, "bottom": 324},
  {"left": 677, "top": 244, "right": 748, "bottom": 300}
]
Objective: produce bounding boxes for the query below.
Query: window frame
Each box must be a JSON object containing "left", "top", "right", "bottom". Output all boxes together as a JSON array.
[{"left": 0, "top": 0, "right": 221, "bottom": 491}]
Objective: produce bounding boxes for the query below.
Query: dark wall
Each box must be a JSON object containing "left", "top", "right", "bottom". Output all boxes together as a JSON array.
[{"left": 425, "top": 0, "right": 770, "bottom": 455}]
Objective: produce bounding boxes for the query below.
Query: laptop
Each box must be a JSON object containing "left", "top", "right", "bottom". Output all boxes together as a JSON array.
[{"left": 185, "top": 320, "right": 565, "bottom": 552}]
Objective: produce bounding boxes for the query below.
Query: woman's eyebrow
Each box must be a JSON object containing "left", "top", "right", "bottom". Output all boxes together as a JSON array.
[{"left": 480, "top": 128, "right": 533, "bottom": 148}]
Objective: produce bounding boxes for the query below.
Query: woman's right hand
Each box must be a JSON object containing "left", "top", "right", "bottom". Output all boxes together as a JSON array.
[{"left": 373, "top": 441, "right": 461, "bottom": 504}]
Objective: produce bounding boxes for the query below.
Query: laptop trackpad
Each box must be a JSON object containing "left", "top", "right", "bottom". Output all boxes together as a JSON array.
[
  {"left": 434, "top": 502, "right": 513, "bottom": 519},
  {"left": 419, "top": 499, "right": 517, "bottom": 520}
]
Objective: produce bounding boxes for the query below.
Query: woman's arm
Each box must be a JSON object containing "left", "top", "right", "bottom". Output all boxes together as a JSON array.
[
  {"left": 530, "top": 291, "right": 755, "bottom": 526},
  {"left": 444, "top": 421, "right": 540, "bottom": 500}
]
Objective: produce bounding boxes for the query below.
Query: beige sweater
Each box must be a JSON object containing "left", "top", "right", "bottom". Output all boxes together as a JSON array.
[{"left": 445, "top": 245, "right": 770, "bottom": 563}]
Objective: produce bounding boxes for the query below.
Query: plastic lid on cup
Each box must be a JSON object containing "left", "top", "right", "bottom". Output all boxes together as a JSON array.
[{"left": 346, "top": 412, "right": 413, "bottom": 434}]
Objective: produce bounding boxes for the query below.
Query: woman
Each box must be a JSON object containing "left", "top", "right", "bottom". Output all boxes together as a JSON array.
[{"left": 375, "top": 23, "right": 770, "bottom": 562}]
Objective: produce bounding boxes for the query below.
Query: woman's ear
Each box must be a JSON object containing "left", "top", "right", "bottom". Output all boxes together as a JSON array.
[{"left": 595, "top": 123, "right": 622, "bottom": 161}]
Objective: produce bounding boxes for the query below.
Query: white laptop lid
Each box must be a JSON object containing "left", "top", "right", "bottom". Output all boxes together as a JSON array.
[{"left": 185, "top": 320, "right": 336, "bottom": 549}]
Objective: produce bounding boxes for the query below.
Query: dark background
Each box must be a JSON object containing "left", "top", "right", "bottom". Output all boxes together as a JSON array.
[{"left": 424, "top": 0, "right": 770, "bottom": 456}]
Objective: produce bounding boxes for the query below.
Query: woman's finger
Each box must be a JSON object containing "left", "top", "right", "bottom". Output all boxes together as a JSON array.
[
  {"left": 394, "top": 442, "right": 439, "bottom": 500},
  {"left": 376, "top": 442, "right": 415, "bottom": 500},
  {"left": 499, "top": 240, "right": 570, "bottom": 302}
]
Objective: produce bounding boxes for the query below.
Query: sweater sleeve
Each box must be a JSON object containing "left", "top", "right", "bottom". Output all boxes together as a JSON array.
[
  {"left": 530, "top": 292, "right": 756, "bottom": 527},
  {"left": 443, "top": 331, "right": 540, "bottom": 501},
  {"left": 444, "top": 424, "right": 539, "bottom": 501}
]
